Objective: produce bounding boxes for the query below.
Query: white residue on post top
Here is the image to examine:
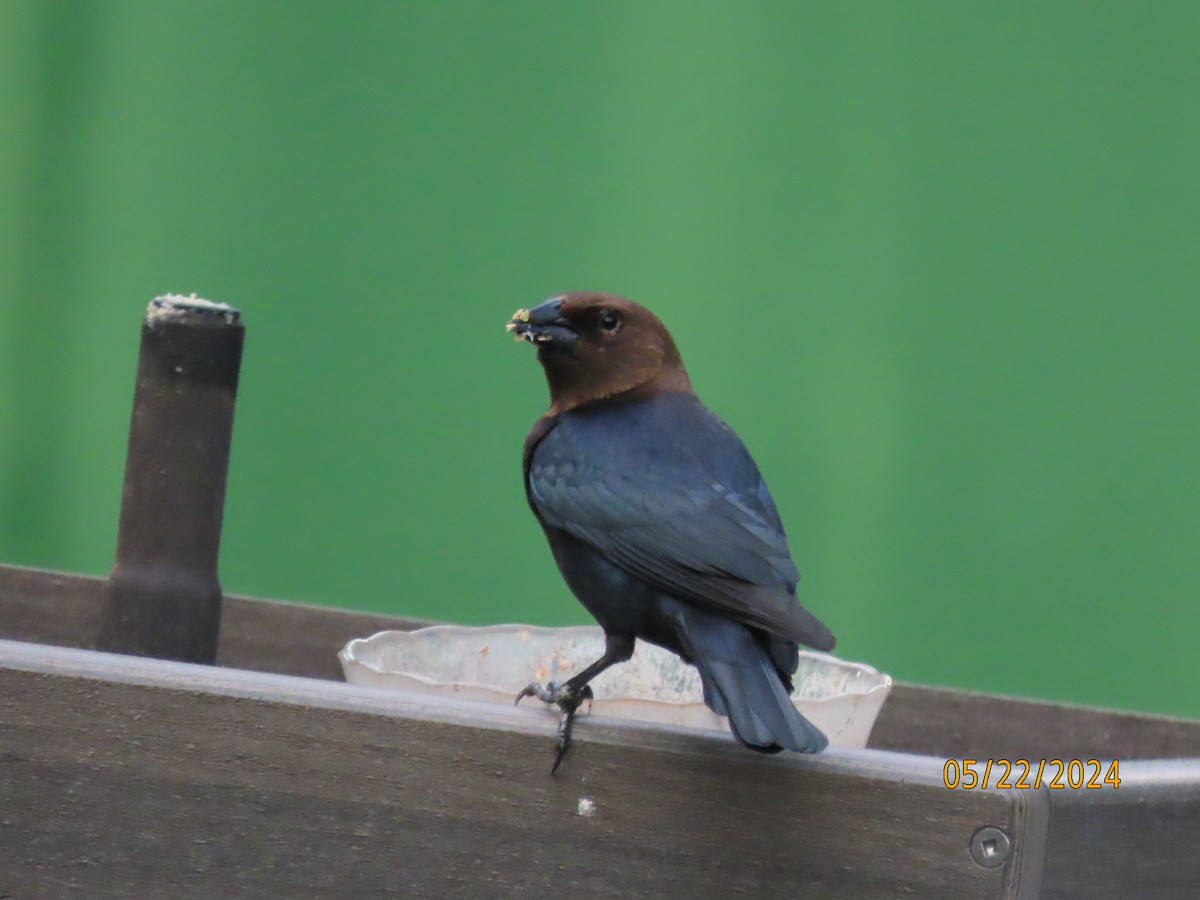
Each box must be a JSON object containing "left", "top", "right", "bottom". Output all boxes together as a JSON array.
[{"left": 147, "top": 293, "right": 240, "bottom": 326}]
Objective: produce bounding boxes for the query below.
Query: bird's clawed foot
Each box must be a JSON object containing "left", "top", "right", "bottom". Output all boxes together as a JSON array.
[{"left": 514, "top": 681, "right": 595, "bottom": 774}]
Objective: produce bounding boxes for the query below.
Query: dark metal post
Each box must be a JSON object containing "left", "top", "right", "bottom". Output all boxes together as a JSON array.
[{"left": 96, "top": 295, "right": 244, "bottom": 663}]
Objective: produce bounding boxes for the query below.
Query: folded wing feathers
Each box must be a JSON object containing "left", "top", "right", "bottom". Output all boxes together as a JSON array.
[{"left": 531, "top": 462, "right": 828, "bottom": 647}]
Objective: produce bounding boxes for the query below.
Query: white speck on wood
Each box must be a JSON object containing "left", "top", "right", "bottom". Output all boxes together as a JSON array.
[{"left": 577, "top": 798, "right": 596, "bottom": 818}]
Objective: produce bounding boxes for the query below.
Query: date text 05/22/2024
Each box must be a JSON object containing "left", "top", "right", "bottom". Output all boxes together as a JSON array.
[{"left": 943, "top": 758, "right": 1121, "bottom": 790}]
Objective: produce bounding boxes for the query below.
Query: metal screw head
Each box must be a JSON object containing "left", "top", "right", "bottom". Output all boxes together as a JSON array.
[{"left": 970, "top": 826, "right": 1012, "bottom": 868}]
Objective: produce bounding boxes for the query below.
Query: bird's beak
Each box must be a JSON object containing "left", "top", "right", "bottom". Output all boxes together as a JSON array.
[{"left": 506, "top": 297, "right": 577, "bottom": 351}]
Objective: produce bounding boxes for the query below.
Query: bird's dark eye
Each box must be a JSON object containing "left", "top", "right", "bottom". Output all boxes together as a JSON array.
[{"left": 598, "top": 310, "right": 622, "bottom": 333}]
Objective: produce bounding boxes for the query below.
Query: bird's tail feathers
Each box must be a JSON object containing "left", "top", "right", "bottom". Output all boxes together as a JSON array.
[{"left": 681, "top": 611, "right": 827, "bottom": 754}]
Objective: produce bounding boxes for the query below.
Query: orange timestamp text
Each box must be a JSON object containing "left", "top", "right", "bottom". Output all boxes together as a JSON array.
[{"left": 943, "top": 758, "right": 1121, "bottom": 790}]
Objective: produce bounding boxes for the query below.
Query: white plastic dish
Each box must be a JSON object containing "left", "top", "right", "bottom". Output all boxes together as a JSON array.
[{"left": 339, "top": 624, "right": 892, "bottom": 748}]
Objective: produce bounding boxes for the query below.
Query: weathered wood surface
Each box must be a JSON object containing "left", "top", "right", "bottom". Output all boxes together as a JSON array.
[
  {"left": 4, "top": 563, "right": 1200, "bottom": 896},
  {"left": 1040, "top": 760, "right": 1200, "bottom": 900},
  {"left": 0, "top": 562, "right": 424, "bottom": 680},
  {"left": 5, "top": 562, "right": 1200, "bottom": 761},
  {"left": 1, "top": 639, "right": 1029, "bottom": 899},
  {"left": 872, "top": 683, "right": 1200, "bottom": 761}
]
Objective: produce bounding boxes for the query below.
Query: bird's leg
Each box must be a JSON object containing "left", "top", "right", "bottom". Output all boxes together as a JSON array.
[{"left": 515, "top": 633, "right": 635, "bottom": 773}]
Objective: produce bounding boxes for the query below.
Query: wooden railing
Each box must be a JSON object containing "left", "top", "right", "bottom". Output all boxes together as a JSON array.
[{"left": 3, "top": 562, "right": 1199, "bottom": 899}]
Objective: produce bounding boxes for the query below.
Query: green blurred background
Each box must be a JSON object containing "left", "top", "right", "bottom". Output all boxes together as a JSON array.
[{"left": 2, "top": 2, "right": 1197, "bottom": 717}]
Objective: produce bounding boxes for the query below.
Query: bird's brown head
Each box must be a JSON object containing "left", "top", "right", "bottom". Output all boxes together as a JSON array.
[{"left": 507, "top": 292, "right": 693, "bottom": 413}]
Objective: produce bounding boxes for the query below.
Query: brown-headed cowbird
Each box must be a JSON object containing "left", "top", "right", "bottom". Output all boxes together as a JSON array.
[{"left": 508, "top": 292, "right": 835, "bottom": 772}]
